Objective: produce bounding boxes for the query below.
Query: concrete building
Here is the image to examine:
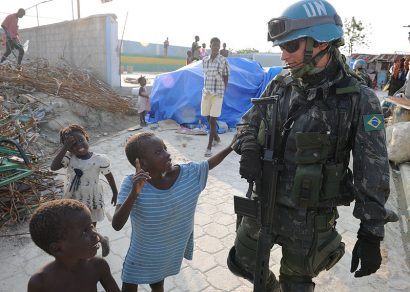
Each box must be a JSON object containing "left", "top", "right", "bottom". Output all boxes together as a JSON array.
[{"left": 3, "top": 14, "right": 120, "bottom": 87}]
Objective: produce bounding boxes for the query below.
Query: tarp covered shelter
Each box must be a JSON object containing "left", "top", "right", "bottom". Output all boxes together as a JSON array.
[{"left": 148, "top": 58, "right": 282, "bottom": 128}]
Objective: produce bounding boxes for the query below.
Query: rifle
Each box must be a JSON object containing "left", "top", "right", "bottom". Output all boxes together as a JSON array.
[{"left": 233, "top": 92, "right": 283, "bottom": 291}]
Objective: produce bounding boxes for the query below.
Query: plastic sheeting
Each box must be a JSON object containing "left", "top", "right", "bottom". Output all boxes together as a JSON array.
[{"left": 148, "top": 58, "right": 282, "bottom": 128}]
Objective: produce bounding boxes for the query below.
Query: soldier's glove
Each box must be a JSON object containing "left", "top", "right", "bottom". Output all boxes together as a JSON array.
[
  {"left": 350, "top": 226, "right": 383, "bottom": 278},
  {"left": 238, "top": 135, "right": 262, "bottom": 180}
]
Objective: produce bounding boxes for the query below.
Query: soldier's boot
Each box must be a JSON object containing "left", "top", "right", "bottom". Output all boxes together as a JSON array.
[
  {"left": 384, "top": 208, "right": 399, "bottom": 224},
  {"left": 279, "top": 275, "right": 315, "bottom": 292},
  {"left": 227, "top": 247, "right": 280, "bottom": 292}
]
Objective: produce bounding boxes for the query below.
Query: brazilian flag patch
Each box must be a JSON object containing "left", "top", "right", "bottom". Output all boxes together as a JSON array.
[{"left": 364, "top": 114, "right": 384, "bottom": 131}]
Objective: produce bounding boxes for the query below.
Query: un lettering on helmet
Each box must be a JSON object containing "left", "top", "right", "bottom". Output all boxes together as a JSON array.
[{"left": 270, "top": 0, "right": 344, "bottom": 46}]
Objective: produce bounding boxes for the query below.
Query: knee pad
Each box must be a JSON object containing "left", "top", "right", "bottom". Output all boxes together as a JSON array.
[
  {"left": 227, "top": 246, "right": 254, "bottom": 281},
  {"left": 227, "top": 222, "right": 258, "bottom": 281},
  {"left": 227, "top": 247, "right": 280, "bottom": 292},
  {"left": 281, "top": 214, "right": 345, "bottom": 278},
  {"left": 227, "top": 221, "right": 280, "bottom": 292},
  {"left": 279, "top": 274, "right": 315, "bottom": 292}
]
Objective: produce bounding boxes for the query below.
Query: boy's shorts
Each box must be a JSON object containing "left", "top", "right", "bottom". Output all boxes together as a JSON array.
[{"left": 201, "top": 91, "right": 223, "bottom": 117}]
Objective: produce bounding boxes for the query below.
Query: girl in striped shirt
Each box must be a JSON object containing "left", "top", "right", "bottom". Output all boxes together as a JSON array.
[{"left": 112, "top": 132, "right": 238, "bottom": 292}]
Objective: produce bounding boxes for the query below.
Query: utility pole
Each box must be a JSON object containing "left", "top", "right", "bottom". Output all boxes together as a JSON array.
[
  {"left": 77, "top": 0, "right": 81, "bottom": 19},
  {"left": 71, "top": 0, "right": 74, "bottom": 20}
]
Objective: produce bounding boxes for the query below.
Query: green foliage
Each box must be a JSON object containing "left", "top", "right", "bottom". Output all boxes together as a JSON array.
[
  {"left": 343, "top": 17, "right": 371, "bottom": 56},
  {"left": 231, "top": 48, "right": 260, "bottom": 54}
]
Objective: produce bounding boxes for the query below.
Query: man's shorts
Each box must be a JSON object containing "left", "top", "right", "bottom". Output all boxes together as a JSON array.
[{"left": 201, "top": 91, "right": 223, "bottom": 117}]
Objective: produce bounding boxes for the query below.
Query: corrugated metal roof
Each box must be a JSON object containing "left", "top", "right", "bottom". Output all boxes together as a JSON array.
[{"left": 352, "top": 53, "right": 410, "bottom": 63}]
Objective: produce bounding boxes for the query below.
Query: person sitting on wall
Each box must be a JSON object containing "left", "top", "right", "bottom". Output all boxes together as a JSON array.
[{"left": 186, "top": 51, "right": 193, "bottom": 65}]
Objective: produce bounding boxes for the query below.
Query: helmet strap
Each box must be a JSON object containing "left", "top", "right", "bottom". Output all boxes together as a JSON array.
[
  {"left": 290, "top": 38, "right": 329, "bottom": 79},
  {"left": 333, "top": 47, "right": 365, "bottom": 83}
]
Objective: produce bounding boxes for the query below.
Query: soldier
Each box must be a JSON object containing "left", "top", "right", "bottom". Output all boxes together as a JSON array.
[
  {"left": 227, "top": 1, "right": 397, "bottom": 291},
  {"left": 353, "top": 59, "right": 374, "bottom": 88}
]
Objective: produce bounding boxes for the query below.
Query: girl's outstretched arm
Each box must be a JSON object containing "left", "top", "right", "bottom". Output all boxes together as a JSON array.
[
  {"left": 104, "top": 173, "right": 118, "bottom": 206},
  {"left": 112, "top": 159, "right": 150, "bottom": 231},
  {"left": 207, "top": 131, "right": 240, "bottom": 170},
  {"left": 50, "top": 135, "right": 75, "bottom": 171}
]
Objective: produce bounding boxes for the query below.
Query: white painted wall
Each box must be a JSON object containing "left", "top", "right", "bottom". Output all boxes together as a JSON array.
[{"left": 12, "top": 14, "right": 119, "bottom": 87}]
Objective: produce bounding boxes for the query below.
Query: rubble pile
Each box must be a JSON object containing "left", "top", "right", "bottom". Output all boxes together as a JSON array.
[
  {"left": 0, "top": 101, "right": 65, "bottom": 231},
  {"left": 0, "top": 58, "right": 130, "bottom": 114}
]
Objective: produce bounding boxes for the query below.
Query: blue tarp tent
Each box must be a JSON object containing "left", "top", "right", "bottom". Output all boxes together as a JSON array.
[{"left": 148, "top": 58, "right": 282, "bottom": 128}]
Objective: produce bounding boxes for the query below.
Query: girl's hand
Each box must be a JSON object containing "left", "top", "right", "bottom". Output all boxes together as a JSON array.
[
  {"left": 230, "top": 126, "right": 248, "bottom": 147},
  {"left": 130, "top": 158, "right": 151, "bottom": 197},
  {"left": 111, "top": 192, "right": 118, "bottom": 206},
  {"left": 63, "top": 135, "right": 76, "bottom": 150}
]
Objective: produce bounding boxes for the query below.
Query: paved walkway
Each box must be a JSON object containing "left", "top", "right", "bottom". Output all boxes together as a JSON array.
[{"left": 1, "top": 127, "right": 409, "bottom": 291}]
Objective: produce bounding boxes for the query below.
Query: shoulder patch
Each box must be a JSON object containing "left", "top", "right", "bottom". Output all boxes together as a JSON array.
[{"left": 363, "top": 114, "right": 384, "bottom": 131}]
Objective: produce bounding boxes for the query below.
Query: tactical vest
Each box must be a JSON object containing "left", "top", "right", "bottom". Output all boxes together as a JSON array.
[{"left": 256, "top": 72, "right": 361, "bottom": 214}]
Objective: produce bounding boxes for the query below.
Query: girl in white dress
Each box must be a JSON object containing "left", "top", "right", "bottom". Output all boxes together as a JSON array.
[
  {"left": 137, "top": 76, "right": 151, "bottom": 126},
  {"left": 51, "top": 124, "right": 118, "bottom": 256}
]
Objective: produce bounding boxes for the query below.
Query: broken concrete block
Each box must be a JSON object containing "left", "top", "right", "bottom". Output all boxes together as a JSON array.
[
  {"left": 18, "top": 94, "right": 35, "bottom": 104},
  {"left": 386, "top": 122, "right": 410, "bottom": 163},
  {"left": 217, "top": 120, "right": 228, "bottom": 132}
]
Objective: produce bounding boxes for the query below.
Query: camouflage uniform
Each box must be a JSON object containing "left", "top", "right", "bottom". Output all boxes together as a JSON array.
[
  {"left": 230, "top": 59, "right": 390, "bottom": 290},
  {"left": 356, "top": 69, "right": 375, "bottom": 89}
]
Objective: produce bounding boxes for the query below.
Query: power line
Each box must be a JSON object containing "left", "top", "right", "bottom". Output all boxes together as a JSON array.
[{"left": 0, "top": 12, "right": 66, "bottom": 21}]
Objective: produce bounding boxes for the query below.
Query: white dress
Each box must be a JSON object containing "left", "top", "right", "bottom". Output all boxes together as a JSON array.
[{"left": 61, "top": 152, "right": 112, "bottom": 222}]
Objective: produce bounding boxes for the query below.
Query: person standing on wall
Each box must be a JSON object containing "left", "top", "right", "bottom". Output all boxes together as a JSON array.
[
  {"left": 163, "top": 37, "right": 169, "bottom": 59},
  {"left": 201, "top": 37, "right": 230, "bottom": 157},
  {"left": 220, "top": 43, "right": 229, "bottom": 57},
  {"left": 199, "top": 43, "right": 208, "bottom": 60},
  {"left": 192, "top": 36, "right": 201, "bottom": 61},
  {"left": 1, "top": 8, "right": 25, "bottom": 65}
]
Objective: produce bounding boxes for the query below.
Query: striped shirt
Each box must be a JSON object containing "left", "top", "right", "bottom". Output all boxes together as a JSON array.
[
  {"left": 202, "top": 53, "right": 230, "bottom": 99},
  {"left": 117, "top": 161, "right": 209, "bottom": 284}
]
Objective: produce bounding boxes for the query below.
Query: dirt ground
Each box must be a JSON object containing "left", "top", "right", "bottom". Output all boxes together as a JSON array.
[{"left": 2, "top": 78, "right": 409, "bottom": 291}]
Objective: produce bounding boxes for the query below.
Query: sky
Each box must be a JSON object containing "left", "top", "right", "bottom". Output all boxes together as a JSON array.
[{"left": 1, "top": 0, "right": 410, "bottom": 55}]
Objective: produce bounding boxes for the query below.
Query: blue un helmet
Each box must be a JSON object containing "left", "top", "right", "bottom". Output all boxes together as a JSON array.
[
  {"left": 268, "top": 0, "right": 343, "bottom": 45},
  {"left": 353, "top": 59, "right": 366, "bottom": 70},
  {"left": 268, "top": 1, "right": 345, "bottom": 78}
]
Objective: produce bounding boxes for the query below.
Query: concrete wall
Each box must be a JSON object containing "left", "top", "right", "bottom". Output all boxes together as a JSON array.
[
  {"left": 121, "top": 40, "right": 232, "bottom": 72},
  {"left": 234, "top": 53, "right": 284, "bottom": 67},
  {"left": 121, "top": 41, "right": 196, "bottom": 72},
  {"left": 14, "top": 14, "right": 120, "bottom": 87}
]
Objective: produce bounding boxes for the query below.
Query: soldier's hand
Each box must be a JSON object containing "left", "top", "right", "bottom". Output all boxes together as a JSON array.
[
  {"left": 350, "top": 227, "right": 383, "bottom": 277},
  {"left": 239, "top": 135, "right": 262, "bottom": 180}
]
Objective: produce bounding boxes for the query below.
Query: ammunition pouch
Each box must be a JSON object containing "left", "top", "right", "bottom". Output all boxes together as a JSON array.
[
  {"left": 282, "top": 213, "right": 345, "bottom": 277},
  {"left": 291, "top": 132, "right": 348, "bottom": 214}
]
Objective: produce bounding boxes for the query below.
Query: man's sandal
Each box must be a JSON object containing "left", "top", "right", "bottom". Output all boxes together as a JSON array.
[
  {"left": 204, "top": 149, "right": 212, "bottom": 157},
  {"left": 212, "top": 139, "right": 221, "bottom": 146}
]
